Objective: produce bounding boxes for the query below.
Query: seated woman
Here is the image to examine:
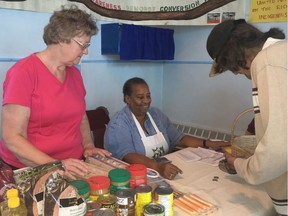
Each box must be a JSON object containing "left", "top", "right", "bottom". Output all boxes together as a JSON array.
[{"left": 104, "top": 77, "right": 229, "bottom": 180}]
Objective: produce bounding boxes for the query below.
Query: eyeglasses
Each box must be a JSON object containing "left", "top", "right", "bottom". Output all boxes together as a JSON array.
[{"left": 72, "top": 38, "right": 90, "bottom": 50}]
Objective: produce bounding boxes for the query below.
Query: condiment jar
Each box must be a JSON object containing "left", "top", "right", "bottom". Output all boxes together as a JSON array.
[
  {"left": 69, "top": 180, "right": 90, "bottom": 201},
  {"left": 126, "top": 164, "right": 147, "bottom": 188},
  {"left": 98, "top": 193, "right": 117, "bottom": 212},
  {"left": 108, "top": 168, "right": 131, "bottom": 195},
  {"left": 154, "top": 185, "right": 174, "bottom": 216},
  {"left": 135, "top": 184, "right": 152, "bottom": 216},
  {"left": 116, "top": 188, "right": 136, "bottom": 216},
  {"left": 87, "top": 176, "right": 110, "bottom": 201}
]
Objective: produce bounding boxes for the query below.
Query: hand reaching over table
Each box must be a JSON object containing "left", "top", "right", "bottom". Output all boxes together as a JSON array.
[{"left": 157, "top": 162, "right": 183, "bottom": 180}]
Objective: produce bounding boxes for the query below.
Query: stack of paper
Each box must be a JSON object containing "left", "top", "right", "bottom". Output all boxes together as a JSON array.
[{"left": 176, "top": 147, "right": 224, "bottom": 166}]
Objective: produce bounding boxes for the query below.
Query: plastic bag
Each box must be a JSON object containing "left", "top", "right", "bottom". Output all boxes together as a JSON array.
[{"left": 14, "top": 161, "right": 62, "bottom": 216}]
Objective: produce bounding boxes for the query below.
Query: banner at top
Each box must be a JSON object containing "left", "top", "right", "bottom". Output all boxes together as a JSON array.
[{"left": 0, "top": 0, "right": 246, "bottom": 25}]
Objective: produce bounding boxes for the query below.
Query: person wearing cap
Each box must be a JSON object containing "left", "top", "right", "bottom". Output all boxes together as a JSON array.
[{"left": 206, "top": 19, "right": 287, "bottom": 215}]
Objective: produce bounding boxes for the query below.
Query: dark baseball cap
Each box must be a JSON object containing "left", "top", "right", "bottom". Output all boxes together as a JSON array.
[{"left": 206, "top": 19, "right": 246, "bottom": 77}]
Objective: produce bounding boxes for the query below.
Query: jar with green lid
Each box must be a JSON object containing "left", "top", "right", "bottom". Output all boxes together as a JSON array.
[
  {"left": 69, "top": 180, "right": 90, "bottom": 201},
  {"left": 108, "top": 168, "right": 131, "bottom": 195},
  {"left": 87, "top": 176, "right": 110, "bottom": 201}
]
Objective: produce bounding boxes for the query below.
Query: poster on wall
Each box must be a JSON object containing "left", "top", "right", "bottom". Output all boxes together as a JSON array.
[
  {"left": 0, "top": 0, "right": 245, "bottom": 25},
  {"left": 249, "top": 0, "right": 287, "bottom": 23}
]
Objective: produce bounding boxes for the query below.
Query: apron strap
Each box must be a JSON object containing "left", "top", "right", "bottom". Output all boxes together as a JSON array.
[
  {"left": 132, "top": 113, "right": 146, "bottom": 138},
  {"left": 147, "top": 112, "right": 161, "bottom": 133}
]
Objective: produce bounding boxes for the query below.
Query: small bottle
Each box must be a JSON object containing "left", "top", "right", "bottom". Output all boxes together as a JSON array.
[
  {"left": 2, "top": 197, "right": 27, "bottom": 216},
  {"left": 0, "top": 188, "right": 22, "bottom": 215}
]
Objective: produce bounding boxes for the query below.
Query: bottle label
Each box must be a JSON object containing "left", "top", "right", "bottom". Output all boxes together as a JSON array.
[
  {"left": 58, "top": 198, "right": 86, "bottom": 216},
  {"left": 130, "top": 178, "right": 146, "bottom": 188}
]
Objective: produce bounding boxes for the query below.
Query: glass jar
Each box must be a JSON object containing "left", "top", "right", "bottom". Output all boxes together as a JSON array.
[
  {"left": 108, "top": 168, "right": 130, "bottom": 195},
  {"left": 98, "top": 193, "right": 117, "bottom": 212},
  {"left": 69, "top": 180, "right": 90, "bottom": 201},
  {"left": 126, "top": 164, "right": 147, "bottom": 188},
  {"left": 87, "top": 176, "right": 110, "bottom": 201},
  {"left": 85, "top": 200, "right": 102, "bottom": 216}
]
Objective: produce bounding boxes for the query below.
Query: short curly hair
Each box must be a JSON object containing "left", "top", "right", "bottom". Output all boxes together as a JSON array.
[
  {"left": 43, "top": 5, "right": 97, "bottom": 45},
  {"left": 123, "top": 77, "right": 148, "bottom": 103}
]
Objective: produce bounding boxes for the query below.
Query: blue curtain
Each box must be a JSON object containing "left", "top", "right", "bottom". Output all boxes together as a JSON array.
[
  {"left": 120, "top": 24, "right": 175, "bottom": 60},
  {"left": 101, "top": 23, "right": 121, "bottom": 55}
]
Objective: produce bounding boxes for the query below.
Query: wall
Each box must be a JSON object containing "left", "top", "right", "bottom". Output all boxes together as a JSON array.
[
  {"left": 0, "top": 5, "right": 287, "bottom": 137},
  {"left": 0, "top": 9, "right": 164, "bottom": 137}
]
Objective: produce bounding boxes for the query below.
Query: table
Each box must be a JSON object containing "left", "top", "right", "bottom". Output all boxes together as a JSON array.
[{"left": 165, "top": 147, "right": 276, "bottom": 216}]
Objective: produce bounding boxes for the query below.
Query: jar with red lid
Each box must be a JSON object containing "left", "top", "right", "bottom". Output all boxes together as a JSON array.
[
  {"left": 87, "top": 175, "right": 110, "bottom": 201},
  {"left": 126, "top": 164, "right": 147, "bottom": 188}
]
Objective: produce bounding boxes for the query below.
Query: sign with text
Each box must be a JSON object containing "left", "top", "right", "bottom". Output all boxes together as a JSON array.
[
  {"left": 0, "top": 0, "right": 245, "bottom": 25},
  {"left": 249, "top": 0, "right": 287, "bottom": 22}
]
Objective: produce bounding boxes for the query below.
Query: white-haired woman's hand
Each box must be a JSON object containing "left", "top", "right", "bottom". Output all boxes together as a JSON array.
[{"left": 83, "top": 146, "right": 112, "bottom": 158}]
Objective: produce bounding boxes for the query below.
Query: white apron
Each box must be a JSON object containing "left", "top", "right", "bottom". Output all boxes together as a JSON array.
[{"left": 132, "top": 112, "right": 169, "bottom": 159}]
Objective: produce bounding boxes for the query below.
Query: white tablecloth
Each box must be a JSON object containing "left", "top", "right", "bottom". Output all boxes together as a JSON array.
[{"left": 165, "top": 148, "right": 276, "bottom": 216}]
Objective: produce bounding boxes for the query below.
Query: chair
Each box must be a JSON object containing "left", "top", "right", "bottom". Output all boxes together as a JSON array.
[{"left": 86, "top": 106, "right": 110, "bottom": 149}]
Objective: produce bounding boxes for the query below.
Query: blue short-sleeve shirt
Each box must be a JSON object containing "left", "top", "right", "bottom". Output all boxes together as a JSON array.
[{"left": 104, "top": 106, "right": 184, "bottom": 159}]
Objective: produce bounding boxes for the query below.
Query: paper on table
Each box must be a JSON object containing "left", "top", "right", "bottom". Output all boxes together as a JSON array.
[
  {"left": 176, "top": 149, "right": 201, "bottom": 162},
  {"left": 176, "top": 147, "right": 224, "bottom": 166}
]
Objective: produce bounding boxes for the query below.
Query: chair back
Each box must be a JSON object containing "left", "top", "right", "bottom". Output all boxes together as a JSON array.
[{"left": 86, "top": 106, "right": 110, "bottom": 149}]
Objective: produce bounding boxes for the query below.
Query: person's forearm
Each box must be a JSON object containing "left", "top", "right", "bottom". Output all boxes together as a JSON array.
[
  {"left": 178, "top": 135, "right": 229, "bottom": 150},
  {"left": 4, "top": 136, "right": 55, "bottom": 167},
  {"left": 178, "top": 135, "right": 204, "bottom": 148}
]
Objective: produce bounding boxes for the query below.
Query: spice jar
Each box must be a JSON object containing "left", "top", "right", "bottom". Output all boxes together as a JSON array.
[
  {"left": 87, "top": 176, "right": 110, "bottom": 201},
  {"left": 116, "top": 188, "right": 136, "bottom": 216},
  {"left": 98, "top": 193, "right": 117, "bottom": 212},
  {"left": 126, "top": 164, "right": 147, "bottom": 188},
  {"left": 69, "top": 180, "right": 90, "bottom": 201},
  {"left": 108, "top": 168, "right": 131, "bottom": 195}
]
